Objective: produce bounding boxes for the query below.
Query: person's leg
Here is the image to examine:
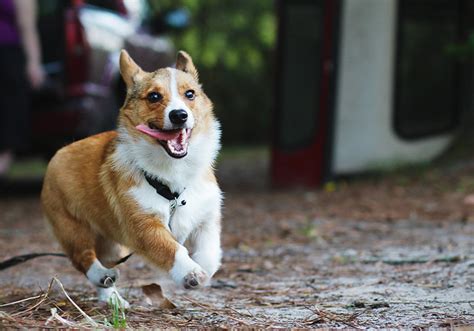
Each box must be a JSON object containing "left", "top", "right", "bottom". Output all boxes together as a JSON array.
[
  {"left": 0, "top": 47, "right": 13, "bottom": 176},
  {"left": 0, "top": 45, "right": 30, "bottom": 176},
  {"left": 0, "top": 151, "right": 13, "bottom": 176}
]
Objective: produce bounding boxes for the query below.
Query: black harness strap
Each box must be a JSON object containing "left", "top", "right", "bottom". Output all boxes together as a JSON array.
[{"left": 113, "top": 252, "right": 133, "bottom": 266}]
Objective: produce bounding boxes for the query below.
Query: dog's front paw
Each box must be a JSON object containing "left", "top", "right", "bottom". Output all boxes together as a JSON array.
[
  {"left": 183, "top": 269, "right": 208, "bottom": 289},
  {"left": 170, "top": 246, "right": 209, "bottom": 289}
]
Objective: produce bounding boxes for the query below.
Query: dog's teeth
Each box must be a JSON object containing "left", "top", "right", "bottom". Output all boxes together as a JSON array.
[{"left": 180, "top": 129, "right": 187, "bottom": 144}]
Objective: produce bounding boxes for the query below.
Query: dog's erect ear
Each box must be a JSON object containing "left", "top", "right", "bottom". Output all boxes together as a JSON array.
[
  {"left": 120, "top": 49, "right": 144, "bottom": 87},
  {"left": 176, "top": 51, "right": 198, "bottom": 81}
]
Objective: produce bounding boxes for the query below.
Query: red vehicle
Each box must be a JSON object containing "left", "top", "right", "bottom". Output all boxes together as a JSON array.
[{"left": 30, "top": 0, "right": 183, "bottom": 156}]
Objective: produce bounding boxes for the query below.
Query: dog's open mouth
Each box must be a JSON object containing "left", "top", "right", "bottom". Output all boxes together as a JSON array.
[{"left": 136, "top": 124, "right": 192, "bottom": 158}]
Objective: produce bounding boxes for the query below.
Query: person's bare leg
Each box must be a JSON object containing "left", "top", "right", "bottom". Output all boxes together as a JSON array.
[{"left": 0, "top": 150, "right": 13, "bottom": 176}]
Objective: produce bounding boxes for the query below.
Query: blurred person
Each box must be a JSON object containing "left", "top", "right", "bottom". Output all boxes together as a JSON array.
[{"left": 0, "top": 0, "right": 44, "bottom": 177}]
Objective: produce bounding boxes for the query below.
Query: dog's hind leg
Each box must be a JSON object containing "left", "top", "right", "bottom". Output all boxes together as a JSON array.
[
  {"left": 94, "top": 237, "right": 131, "bottom": 307},
  {"left": 86, "top": 258, "right": 129, "bottom": 308},
  {"left": 46, "top": 212, "right": 129, "bottom": 307},
  {"left": 95, "top": 236, "right": 131, "bottom": 269},
  {"left": 46, "top": 212, "right": 98, "bottom": 275}
]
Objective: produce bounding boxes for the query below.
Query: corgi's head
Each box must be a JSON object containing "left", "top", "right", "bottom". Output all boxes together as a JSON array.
[{"left": 118, "top": 50, "right": 217, "bottom": 160}]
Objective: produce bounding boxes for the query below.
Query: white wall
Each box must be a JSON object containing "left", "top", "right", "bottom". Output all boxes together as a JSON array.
[{"left": 332, "top": 0, "right": 453, "bottom": 174}]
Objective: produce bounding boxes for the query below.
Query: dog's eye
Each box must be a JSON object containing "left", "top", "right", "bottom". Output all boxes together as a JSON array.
[
  {"left": 147, "top": 92, "right": 162, "bottom": 103},
  {"left": 184, "top": 90, "right": 195, "bottom": 100}
]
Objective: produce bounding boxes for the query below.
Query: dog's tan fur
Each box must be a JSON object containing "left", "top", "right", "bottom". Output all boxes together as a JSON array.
[{"left": 41, "top": 51, "right": 222, "bottom": 304}]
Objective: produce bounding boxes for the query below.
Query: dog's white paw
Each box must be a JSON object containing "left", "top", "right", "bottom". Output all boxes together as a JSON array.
[
  {"left": 87, "top": 260, "right": 119, "bottom": 288},
  {"left": 183, "top": 268, "right": 208, "bottom": 289},
  {"left": 170, "top": 246, "right": 209, "bottom": 289},
  {"left": 191, "top": 250, "right": 221, "bottom": 279},
  {"left": 98, "top": 287, "right": 130, "bottom": 309}
]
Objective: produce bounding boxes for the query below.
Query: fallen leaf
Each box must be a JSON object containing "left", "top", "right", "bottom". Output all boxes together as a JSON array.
[
  {"left": 142, "top": 283, "right": 176, "bottom": 309},
  {"left": 55, "top": 300, "right": 67, "bottom": 307},
  {"left": 464, "top": 194, "right": 474, "bottom": 205}
]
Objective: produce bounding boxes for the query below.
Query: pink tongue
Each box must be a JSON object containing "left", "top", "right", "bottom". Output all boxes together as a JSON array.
[{"left": 136, "top": 124, "right": 181, "bottom": 140}]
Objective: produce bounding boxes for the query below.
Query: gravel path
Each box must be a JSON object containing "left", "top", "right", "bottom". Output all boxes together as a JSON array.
[{"left": 0, "top": 189, "right": 473, "bottom": 328}]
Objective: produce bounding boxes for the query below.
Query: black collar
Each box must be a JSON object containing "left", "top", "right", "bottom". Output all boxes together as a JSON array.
[{"left": 143, "top": 172, "right": 180, "bottom": 201}]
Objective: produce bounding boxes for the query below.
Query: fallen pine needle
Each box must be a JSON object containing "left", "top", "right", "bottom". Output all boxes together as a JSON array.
[
  {"left": 183, "top": 296, "right": 251, "bottom": 326},
  {"left": 45, "top": 308, "right": 77, "bottom": 327},
  {"left": 11, "top": 278, "right": 55, "bottom": 317},
  {"left": 0, "top": 294, "right": 43, "bottom": 308},
  {"left": 51, "top": 277, "right": 98, "bottom": 327},
  {"left": 304, "top": 305, "right": 362, "bottom": 328}
]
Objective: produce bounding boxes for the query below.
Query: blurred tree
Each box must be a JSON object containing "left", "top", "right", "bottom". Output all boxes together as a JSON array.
[
  {"left": 446, "top": 32, "right": 474, "bottom": 59},
  {"left": 146, "top": 0, "right": 277, "bottom": 145}
]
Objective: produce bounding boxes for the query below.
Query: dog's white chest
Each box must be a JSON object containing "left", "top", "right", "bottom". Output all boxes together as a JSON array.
[{"left": 129, "top": 178, "right": 221, "bottom": 243}]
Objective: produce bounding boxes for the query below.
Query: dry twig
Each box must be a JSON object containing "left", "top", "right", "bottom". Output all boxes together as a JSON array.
[
  {"left": 51, "top": 277, "right": 98, "bottom": 327},
  {"left": 0, "top": 294, "right": 43, "bottom": 308}
]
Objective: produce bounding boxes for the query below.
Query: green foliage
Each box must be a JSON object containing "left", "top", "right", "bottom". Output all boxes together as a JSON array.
[
  {"left": 104, "top": 294, "right": 127, "bottom": 329},
  {"left": 446, "top": 32, "right": 474, "bottom": 60},
  {"left": 148, "top": 0, "right": 277, "bottom": 144}
]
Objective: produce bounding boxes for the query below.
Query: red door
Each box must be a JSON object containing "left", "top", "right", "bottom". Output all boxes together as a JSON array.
[{"left": 271, "top": 0, "right": 340, "bottom": 188}]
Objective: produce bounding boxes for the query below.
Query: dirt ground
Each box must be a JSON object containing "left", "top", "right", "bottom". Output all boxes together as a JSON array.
[{"left": 0, "top": 148, "right": 474, "bottom": 328}]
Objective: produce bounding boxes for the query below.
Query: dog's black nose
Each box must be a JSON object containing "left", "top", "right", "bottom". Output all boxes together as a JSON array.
[{"left": 169, "top": 109, "right": 188, "bottom": 124}]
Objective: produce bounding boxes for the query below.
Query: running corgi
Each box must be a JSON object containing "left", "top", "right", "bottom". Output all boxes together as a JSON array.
[{"left": 41, "top": 50, "right": 222, "bottom": 307}]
